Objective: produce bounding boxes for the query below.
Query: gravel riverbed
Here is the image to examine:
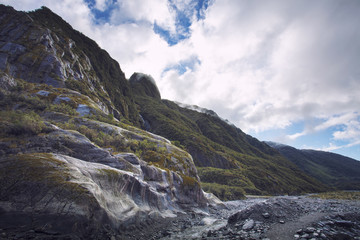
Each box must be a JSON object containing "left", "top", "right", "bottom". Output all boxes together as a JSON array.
[{"left": 155, "top": 195, "right": 360, "bottom": 240}]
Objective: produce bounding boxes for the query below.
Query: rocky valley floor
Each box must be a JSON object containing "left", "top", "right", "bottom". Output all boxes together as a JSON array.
[
  {"left": 151, "top": 195, "right": 360, "bottom": 240},
  {"left": 1, "top": 195, "right": 360, "bottom": 239}
]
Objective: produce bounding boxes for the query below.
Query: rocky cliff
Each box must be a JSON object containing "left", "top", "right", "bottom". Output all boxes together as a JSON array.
[
  {"left": 0, "top": 5, "right": 139, "bottom": 124},
  {"left": 0, "top": 5, "right": 208, "bottom": 238}
]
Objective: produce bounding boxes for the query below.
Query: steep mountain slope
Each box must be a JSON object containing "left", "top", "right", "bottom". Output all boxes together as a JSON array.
[
  {"left": 267, "top": 142, "right": 360, "bottom": 190},
  {"left": 0, "top": 5, "right": 208, "bottom": 238},
  {"left": 129, "top": 73, "right": 328, "bottom": 199},
  {"left": 0, "top": 5, "right": 139, "bottom": 124}
]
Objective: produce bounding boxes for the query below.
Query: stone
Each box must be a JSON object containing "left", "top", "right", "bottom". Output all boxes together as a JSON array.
[
  {"left": 36, "top": 90, "right": 50, "bottom": 96},
  {"left": 305, "top": 227, "right": 315, "bottom": 233},
  {"left": 262, "top": 212, "right": 270, "bottom": 219},
  {"left": 334, "top": 220, "right": 354, "bottom": 228},
  {"left": 279, "top": 220, "right": 285, "bottom": 224},
  {"left": 301, "top": 233, "right": 309, "bottom": 238},
  {"left": 294, "top": 234, "right": 300, "bottom": 238},
  {"left": 242, "top": 219, "right": 255, "bottom": 231},
  {"left": 76, "top": 104, "right": 91, "bottom": 116},
  {"left": 54, "top": 95, "right": 72, "bottom": 104}
]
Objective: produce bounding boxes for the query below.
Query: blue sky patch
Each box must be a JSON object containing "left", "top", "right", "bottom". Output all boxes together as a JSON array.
[
  {"left": 154, "top": 0, "right": 212, "bottom": 45},
  {"left": 84, "top": 0, "right": 118, "bottom": 24},
  {"left": 163, "top": 56, "right": 201, "bottom": 75}
]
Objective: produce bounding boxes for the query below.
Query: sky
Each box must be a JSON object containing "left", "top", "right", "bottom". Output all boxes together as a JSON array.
[{"left": 2, "top": 0, "right": 360, "bottom": 160}]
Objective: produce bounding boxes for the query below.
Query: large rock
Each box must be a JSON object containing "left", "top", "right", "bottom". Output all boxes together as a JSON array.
[
  {"left": 0, "top": 153, "right": 178, "bottom": 237},
  {"left": 0, "top": 115, "right": 208, "bottom": 236}
]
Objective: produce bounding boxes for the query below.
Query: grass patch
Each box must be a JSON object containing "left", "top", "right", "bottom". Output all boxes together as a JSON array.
[
  {"left": 201, "top": 182, "right": 246, "bottom": 201},
  {"left": 311, "top": 191, "right": 360, "bottom": 200},
  {"left": 0, "top": 110, "right": 51, "bottom": 136}
]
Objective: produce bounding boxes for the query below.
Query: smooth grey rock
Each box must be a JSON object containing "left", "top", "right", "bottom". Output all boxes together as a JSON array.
[
  {"left": 54, "top": 95, "right": 71, "bottom": 104},
  {"left": 305, "top": 227, "right": 315, "bottom": 233},
  {"left": 116, "top": 153, "right": 140, "bottom": 165},
  {"left": 37, "top": 90, "right": 50, "bottom": 96},
  {"left": 301, "top": 233, "right": 309, "bottom": 238},
  {"left": 242, "top": 219, "right": 255, "bottom": 231},
  {"left": 76, "top": 104, "right": 91, "bottom": 116}
]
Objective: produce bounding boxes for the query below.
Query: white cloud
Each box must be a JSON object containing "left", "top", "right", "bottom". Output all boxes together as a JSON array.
[
  {"left": 320, "top": 140, "right": 360, "bottom": 152},
  {"left": 111, "top": 0, "right": 176, "bottom": 33},
  {"left": 94, "top": 0, "right": 109, "bottom": 11}
]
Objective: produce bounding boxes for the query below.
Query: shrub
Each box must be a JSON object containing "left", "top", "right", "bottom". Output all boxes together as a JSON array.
[
  {"left": 0, "top": 111, "right": 49, "bottom": 136},
  {"left": 46, "top": 103, "right": 78, "bottom": 116},
  {"left": 201, "top": 182, "right": 246, "bottom": 201}
]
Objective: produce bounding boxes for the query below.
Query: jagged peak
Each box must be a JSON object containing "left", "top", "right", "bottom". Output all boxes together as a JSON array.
[{"left": 129, "top": 72, "right": 161, "bottom": 99}]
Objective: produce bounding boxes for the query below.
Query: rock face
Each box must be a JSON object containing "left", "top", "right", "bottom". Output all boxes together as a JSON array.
[
  {"left": 0, "top": 4, "right": 139, "bottom": 123},
  {"left": 0, "top": 4, "right": 209, "bottom": 238},
  {"left": 0, "top": 115, "right": 207, "bottom": 237},
  {"left": 129, "top": 72, "right": 161, "bottom": 100}
]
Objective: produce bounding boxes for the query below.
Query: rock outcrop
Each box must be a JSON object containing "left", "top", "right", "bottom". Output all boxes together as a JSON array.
[
  {"left": 0, "top": 4, "right": 139, "bottom": 123},
  {"left": 0, "top": 4, "right": 209, "bottom": 238},
  {"left": 129, "top": 72, "right": 161, "bottom": 100}
]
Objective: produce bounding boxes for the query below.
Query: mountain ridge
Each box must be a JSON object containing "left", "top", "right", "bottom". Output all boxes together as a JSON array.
[
  {"left": 128, "top": 73, "right": 328, "bottom": 198},
  {"left": 267, "top": 141, "right": 360, "bottom": 190}
]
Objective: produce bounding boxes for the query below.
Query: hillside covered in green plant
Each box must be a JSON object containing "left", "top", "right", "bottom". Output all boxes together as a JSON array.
[
  {"left": 267, "top": 142, "right": 360, "bottom": 190},
  {"left": 129, "top": 73, "right": 328, "bottom": 199}
]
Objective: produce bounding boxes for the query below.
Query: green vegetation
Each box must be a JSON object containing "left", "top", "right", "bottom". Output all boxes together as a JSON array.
[
  {"left": 201, "top": 182, "right": 245, "bottom": 201},
  {"left": 311, "top": 191, "right": 360, "bottom": 200},
  {"left": 0, "top": 110, "right": 50, "bottom": 136},
  {"left": 198, "top": 167, "right": 260, "bottom": 195},
  {"left": 270, "top": 144, "right": 360, "bottom": 190},
  {"left": 0, "top": 153, "right": 97, "bottom": 205},
  {"left": 130, "top": 86, "right": 328, "bottom": 199}
]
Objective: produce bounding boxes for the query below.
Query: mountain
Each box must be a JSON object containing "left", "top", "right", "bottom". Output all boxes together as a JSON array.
[
  {"left": 129, "top": 73, "right": 328, "bottom": 199},
  {"left": 0, "top": 5, "right": 208, "bottom": 238},
  {"left": 0, "top": 4, "right": 338, "bottom": 238},
  {"left": 266, "top": 142, "right": 360, "bottom": 190}
]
